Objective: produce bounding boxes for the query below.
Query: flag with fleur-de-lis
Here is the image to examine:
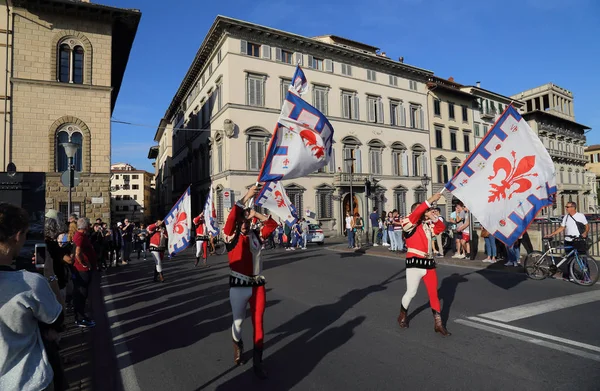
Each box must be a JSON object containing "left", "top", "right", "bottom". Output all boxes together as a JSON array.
[
  {"left": 164, "top": 186, "right": 192, "bottom": 255},
  {"left": 445, "top": 105, "right": 557, "bottom": 246}
]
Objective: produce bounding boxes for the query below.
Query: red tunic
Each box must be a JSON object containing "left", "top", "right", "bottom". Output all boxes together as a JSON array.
[
  {"left": 147, "top": 223, "right": 168, "bottom": 248},
  {"left": 401, "top": 201, "right": 445, "bottom": 259},
  {"left": 224, "top": 204, "right": 278, "bottom": 276},
  {"left": 193, "top": 216, "right": 206, "bottom": 236}
]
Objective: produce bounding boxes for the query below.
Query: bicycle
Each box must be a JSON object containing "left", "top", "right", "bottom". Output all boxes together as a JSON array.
[
  {"left": 524, "top": 235, "right": 599, "bottom": 286},
  {"left": 211, "top": 233, "right": 227, "bottom": 256}
]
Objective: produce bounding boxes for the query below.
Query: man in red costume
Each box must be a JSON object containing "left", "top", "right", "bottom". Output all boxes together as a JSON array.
[
  {"left": 224, "top": 185, "right": 278, "bottom": 379},
  {"left": 397, "top": 192, "right": 451, "bottom": 336},
  {"left": 193, "top": 213, "right": 209, "bottom": 267}
]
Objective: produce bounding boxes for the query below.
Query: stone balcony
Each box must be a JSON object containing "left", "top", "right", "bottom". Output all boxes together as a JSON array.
[
  {"left": 548, "top": 149, "right": 587, "bottom": 163},
  {"left": 333, "top": 172, "right": 371, "bottom": 186}
]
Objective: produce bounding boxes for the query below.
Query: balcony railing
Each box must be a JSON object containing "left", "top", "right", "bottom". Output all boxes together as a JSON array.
[
  {"left": 548, "top": 149, "right": 587, "bottom": 162},
  {"left": 480, "top": 108, "right": 496, "bottom": 119},
  {"left": 333, "top": 172, "right": 371, "bottom": 186}
]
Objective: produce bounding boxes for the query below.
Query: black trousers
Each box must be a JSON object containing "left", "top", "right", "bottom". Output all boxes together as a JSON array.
[{"left": 73, "top": 270, "right": 91, "bottom": 320}]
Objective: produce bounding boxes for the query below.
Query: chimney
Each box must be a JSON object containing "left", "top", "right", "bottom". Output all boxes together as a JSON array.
[
  {"left": 448, "top": 76, "right": 454, "bottom": 82},
  {"left": 381, "top": 52, "right": 387, "bottom": 57},
  {"left": 476, "top": 81, "right": 481, "bottom": 88},
  {"left": 399, "top": 56, "right": 404, "bottom": 63}
]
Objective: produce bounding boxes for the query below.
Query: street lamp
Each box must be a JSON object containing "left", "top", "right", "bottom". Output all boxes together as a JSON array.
[
  {"left": 60, "top": 140, "right": 80, "bottom": 217},
  {"left": 344, "top": 157, "right": 356, "bottom": 217}
]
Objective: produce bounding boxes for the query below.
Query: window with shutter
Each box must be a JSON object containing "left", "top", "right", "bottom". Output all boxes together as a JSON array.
[
  {"left": 240, "top": 40, "right": 247, "bottom": 54},
  {"left": 419, "top": 107, "right": 424, "bottom": 129},
  {"left": 353, "top": 95, "right": 359, "bottom": 120},
  {"left": 328, "top": 149, "right": 336, "bottom": 173},
  {"left": 307, "top": 55, "right": 314, "bottom": 68},
  {"left": 400, "top": 103, "right": 406, "bottom": 126},
  {"left": 246, "top": 74, "right": 264, "bottom": 107},
  {"left": 367, "top": 97, "right": 376, "bottom": 123},
  {"left": 402, "top": 152, "right": 409, "bottom": 176},
  {"left": 355, "top": 148, "right": 362, "bottom": 173},
  {"left": 325, "top": 59, "right": 333, "bottom": 72},
  {"left": 377, "top": 99, "right": 384, "bottom": 123},
  {"left": 262, "top": 45, "right": 271, "bottom": 59},
  {"left": 295, "top": 52, "right": 303, "bottom": 65}
]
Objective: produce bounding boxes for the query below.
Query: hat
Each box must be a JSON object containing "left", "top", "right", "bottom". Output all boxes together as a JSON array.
[
  {"left": 117, "top": 222, "right": 122, "bottom": 227},
  {"left": 45, "top": 209, "right": 59, "bottom": 219}
]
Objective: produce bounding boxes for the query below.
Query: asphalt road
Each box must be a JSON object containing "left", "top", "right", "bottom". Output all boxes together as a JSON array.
[{"left": 100, "top": 245, "right": 600, "bottom": 391}]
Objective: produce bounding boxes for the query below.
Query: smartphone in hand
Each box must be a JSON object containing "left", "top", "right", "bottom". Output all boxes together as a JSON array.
[{"left": 34, "top": 243, "right": 47, "bottom": 270}]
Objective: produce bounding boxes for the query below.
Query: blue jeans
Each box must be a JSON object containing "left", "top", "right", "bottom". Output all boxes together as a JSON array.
[
  {"left": 484, "top": 237, "right": 497, "bottom": 257},
  {"left": 347, "top": 229, "right": 355, "bottom": 248},
  {"left": 507, "top": 243, "right": 520, "bottom": 263},
  {"left": 382, "top": 229, "right": 388, "bottom": 244}
]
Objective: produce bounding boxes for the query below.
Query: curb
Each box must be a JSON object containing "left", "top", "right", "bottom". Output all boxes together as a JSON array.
[{"left": 325, "top": 245, "right": 526, "bottom": 274}]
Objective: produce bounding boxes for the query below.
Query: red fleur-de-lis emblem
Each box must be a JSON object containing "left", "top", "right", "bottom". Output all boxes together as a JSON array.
[
  {"left": 462, "top": 179, "right": 468, "bottom": 185},
  {"left": 274, "top": 190, "right": 286, "bottom": 208},
  {"left": 488, "top": 151, "right": 538, "bottom": 203},
  {"left": 173, "top": 211, "right": 187, "bottom": 235}
]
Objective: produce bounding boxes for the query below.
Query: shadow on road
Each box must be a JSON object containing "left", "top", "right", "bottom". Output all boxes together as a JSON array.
[
  {"left": 208, "top": 271, "right": 404, "bottom": 391},
  {"left": 407, "top": 272, "right": 470, "bottom": 326}
]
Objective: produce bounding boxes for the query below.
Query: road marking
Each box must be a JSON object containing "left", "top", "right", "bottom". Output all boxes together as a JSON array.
[
  {"left": 468, "top": 316, "right": 600, "bottom": 353},
  {"left": 478, "top": 290, "right": 600, "bottom": 322},
  {"left": 455, "top": 318, "right": 600, "bottom": 362}
]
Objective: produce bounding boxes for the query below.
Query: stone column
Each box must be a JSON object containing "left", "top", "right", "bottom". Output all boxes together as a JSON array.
[{"left": 569, "top": 101, "right": 574, "bottom": 118}]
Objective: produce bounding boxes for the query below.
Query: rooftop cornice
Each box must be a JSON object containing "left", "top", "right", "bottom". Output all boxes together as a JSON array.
[{"left": 162, "top": 15, "right": 434, "bottom": 122}]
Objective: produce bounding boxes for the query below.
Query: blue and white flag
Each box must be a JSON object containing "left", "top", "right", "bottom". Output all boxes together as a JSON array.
[
  {"left": 445, "top": 105, "right": 557, "bottom": 246},
  {"left": 291, "top": 65, "right": 308, "bottom": 96},
  {"left": 255, "top": 181, "right": 298, "bottom": 227},
  {"left": 203, "top": 183, "right": 218, "bottom": 234},
  {"left": 165, "top": 186, "right": 192, "bottom": 255},
  {"left": 257, "top": 66, "right": 334, "bottom": 183}
]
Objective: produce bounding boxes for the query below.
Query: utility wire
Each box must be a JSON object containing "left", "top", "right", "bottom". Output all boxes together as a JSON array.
[{"left": 111, "top": 119, "right": 217, "bottom": 133}]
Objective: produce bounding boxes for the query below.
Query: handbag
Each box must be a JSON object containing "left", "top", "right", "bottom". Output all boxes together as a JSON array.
[
  {"left": 481, "top": 228, "right": 490, "bottom": 238},
  {"left": 568, "top": 214, "right": 586, "bottom": 236}
]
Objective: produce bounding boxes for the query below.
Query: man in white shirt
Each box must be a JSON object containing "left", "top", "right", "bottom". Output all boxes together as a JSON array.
[{"left": 545, "top": 201, "right": 589, "bottom": 280}]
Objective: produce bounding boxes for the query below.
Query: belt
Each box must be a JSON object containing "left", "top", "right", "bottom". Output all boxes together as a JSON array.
[
  {"left": 405, "top": 257, "right": 436, "bottom": 269},
  {"left": 229, "top": 270, "right": 266, "bottom": 287}
]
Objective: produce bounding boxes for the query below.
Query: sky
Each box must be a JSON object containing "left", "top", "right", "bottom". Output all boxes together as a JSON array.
[{"left": 105, "top": 0, "right": 600, "bottom": 173}]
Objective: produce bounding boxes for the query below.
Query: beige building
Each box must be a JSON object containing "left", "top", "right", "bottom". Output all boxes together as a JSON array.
[
  {"left": 425, "top": 76, "right": 477, "bottom": 218},
  {"left": 511, "top": 83, "right": 592, "bottom": 215},
  {"left": 110, "top": 163, "right": 153, "bottom": 223},
  {"left": 584, "top": 145, "right": 600, "bottom": 213},
  {"left": 460, "top": 83, "right": 524, "bottom": 145},
  {"left": 157, "top": 16, "right": 438, "bottom": 235},
  {"left": 148, "top": 118, "right": 173, "bottom": 220},
  {"left": 0, "top": 0, "right": 140, "bottom": 221}
]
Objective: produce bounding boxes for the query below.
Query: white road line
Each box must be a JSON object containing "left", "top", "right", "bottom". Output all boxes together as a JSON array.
[
  {"left": 468, "top": 316, "right": 600, "bottom": 353},
  {"left": 455, "top": 319, "right": 600, "bottom": 362},
  {"left": 478, "top": 290, "right": 600, "bottom": 322},
  {"left": 102, "top": 285, "right": 142, "bottom": 391}
]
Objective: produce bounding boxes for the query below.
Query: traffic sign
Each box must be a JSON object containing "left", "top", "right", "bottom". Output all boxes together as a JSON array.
[
  {"left": 223, "top": 188, "right": 233, "bottom": 208},
  {"left": 60, "top": 170, "right": 81, "bottom": 187}
]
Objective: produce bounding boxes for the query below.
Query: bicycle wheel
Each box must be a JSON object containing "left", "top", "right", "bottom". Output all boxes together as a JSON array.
[
  {"left": 569, "top": 254, "right": 599, "bottom": 286},
  {"left": 214, "top": 239, "right": 227, "bottom": 255},
  {"left": 524, "top": 251, "right": 551, "bottom": 280}
]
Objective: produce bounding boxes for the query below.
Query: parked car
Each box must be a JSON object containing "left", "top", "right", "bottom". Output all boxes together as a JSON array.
[{"left": 306, "top": 224, "right": 324, "bottom": 245}]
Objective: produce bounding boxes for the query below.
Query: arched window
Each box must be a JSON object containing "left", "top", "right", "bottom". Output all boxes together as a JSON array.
[
  {"left": 393, "top": 185, "right": 408, "bottom": 216},
  {"left": 57, "top": 38, "right": 84, "bottom": 84},
  {"left": 342, "top": 136, "right": 361, "bottom": 173},
  {"left": 56, "top": 125, "right": 83, "bottom": 172},
  {"left": 367, "top": 139, "right": 385, "bottom": 175},
  {"left": 411, "top": 144, "right": 427, "bottom": 177},
  {"left": 435, "top": 156, "right": 448, "bottom": 184},
  {"left": 246, "top": 128, "right": 270, "bottom": 171},
  {"left": 391, "top": 142, "right": 408, "bottom": 176}
]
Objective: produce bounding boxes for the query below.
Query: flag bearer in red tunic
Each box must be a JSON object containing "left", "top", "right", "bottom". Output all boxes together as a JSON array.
[
  {"left": 223, "top": 185, "right": 278, "bottom": 379},
  {"left": 397, "top": 192, "right": 451, "bottom": 336}
]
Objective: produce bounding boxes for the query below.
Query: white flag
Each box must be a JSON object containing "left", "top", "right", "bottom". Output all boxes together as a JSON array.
[
  {"left": 445, "top": 106, "right": 557, "bottom": 246},
  {"left": 164, "top": 186, "right": 192, "bottom": 255},
  {"left": 254, "top": 181, "right": 298, "bottom": 227}
]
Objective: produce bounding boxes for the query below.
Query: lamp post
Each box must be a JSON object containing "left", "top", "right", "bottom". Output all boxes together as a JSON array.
[
  {"left": 60, "top": 141, "right": 80, "bottom": 217},
  {"left": 344, "top": 157, "right": 356, "bottom": 217},
  {"left": 420, "top": 173, "right": 430, "bottom": 201}
]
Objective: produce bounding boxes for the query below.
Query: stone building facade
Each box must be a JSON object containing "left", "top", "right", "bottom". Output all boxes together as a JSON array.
[
  {"left": 512, "top": 83, "right": 591, "bottom": 215},
  {"left": 1, "top": 0, "right": 139, "bottom": 222},
  {"left": 158, "top": 16, "right": 437, "bottom": 236},
  {"left": 110, "top": 163, "right": 153, "bottom": 223}
]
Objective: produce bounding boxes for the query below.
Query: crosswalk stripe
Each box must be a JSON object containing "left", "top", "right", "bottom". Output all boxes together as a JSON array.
[{"left": 477, "top": 290, "right": 600, "bottom": 322}]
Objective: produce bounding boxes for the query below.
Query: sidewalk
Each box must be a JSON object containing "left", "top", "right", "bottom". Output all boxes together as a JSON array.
[
  {"left": 59, "top": 271, "right": 121, "bottom": 391},
  {"left": 327, "top": 241, "right": 525, "bottom": 273}
]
